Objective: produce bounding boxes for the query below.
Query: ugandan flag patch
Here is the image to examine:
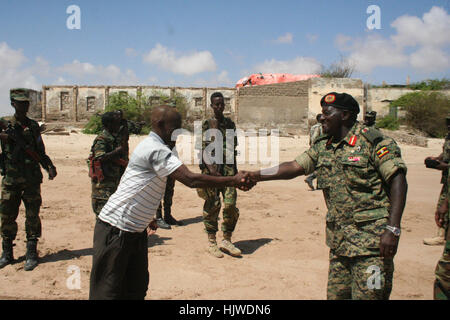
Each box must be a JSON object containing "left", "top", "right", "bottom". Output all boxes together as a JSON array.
[{"left": 376, "top": 146, "right": 389, "bottom": 159}]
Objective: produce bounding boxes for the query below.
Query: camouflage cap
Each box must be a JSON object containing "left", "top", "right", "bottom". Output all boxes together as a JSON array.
[{"left": 10, "top": 88, "right": 30, "bottom": 101}]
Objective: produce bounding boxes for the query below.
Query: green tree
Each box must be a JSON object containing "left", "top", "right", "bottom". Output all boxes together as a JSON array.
[
  {"left": 390, "top": 91, "right": 450, "bottom": 137},
  {"left": 83, "top": 91, "right": 188, "bottom": 135}
]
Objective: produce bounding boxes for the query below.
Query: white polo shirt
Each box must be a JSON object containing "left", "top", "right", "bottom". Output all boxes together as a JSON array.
[{"left": 98, "top": 131, "right": 183, "bottom": 233}]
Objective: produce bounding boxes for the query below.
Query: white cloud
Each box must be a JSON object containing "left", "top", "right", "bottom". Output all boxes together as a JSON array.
[
  {"left": 306, "top": 33, "right": 318, "bottom": 43},
  {"left": 273, "top": 32, "right": 293, "bottom": 44},
  {"left": 125, "top": 48, "right": 138, "bottom": 57},
  {"left": 143, "top": 43, "right": 217, "bottom": 75},
  {"left": 0, "top": 42, "right": 40, "bottom": 115},
  {"left": 336, "top": 6, "right": 450, "bottom": 73},
  {"left": 253, "top": 56, "right": 322, "bottom": 74},
  {"left": 57, "top": 60, "right": 139, "bottom": 84}
]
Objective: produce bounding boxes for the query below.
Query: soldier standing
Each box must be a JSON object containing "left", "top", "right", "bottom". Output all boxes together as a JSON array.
[
  {"left": 423, "top": 115, "right": 450, "bottom": 246},
  {"left": 89, "top": 112, "right": 128, "bottom": 215},
  {"left": 0, "top": 88, "right": 57, "bottom": 271},
  {"left": 197, "top": 92, "right": 241, "bottom": 258},
  {"left": 364, "top": 111, "right": 377, "bottom": 128},
  {"left": 433, "top": 166, "right": 450, "bottom": 299},
  {"left": 246, "top": 92, "right": 408, "bottom": 299}
]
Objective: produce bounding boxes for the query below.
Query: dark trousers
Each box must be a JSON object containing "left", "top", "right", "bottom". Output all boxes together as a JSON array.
[{"left": 89, "top": 219, "right": 149, "bottom": 300}]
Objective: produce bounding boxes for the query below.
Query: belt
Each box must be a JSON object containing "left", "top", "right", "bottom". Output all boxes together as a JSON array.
[{"left": 98, "top": 218, "right": 144, "bottom": 239}]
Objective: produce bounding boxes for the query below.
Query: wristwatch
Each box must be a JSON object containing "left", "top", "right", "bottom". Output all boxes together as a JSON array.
[{"left": 385, "top": 225, "right": 401, "bottom": 236}]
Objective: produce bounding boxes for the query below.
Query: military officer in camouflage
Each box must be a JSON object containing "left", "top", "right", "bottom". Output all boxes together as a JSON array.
[
  {"left": 246, "top": 92, "right": 408, "bottom": 299},
  {"left": 197, "top": 92, "right": 241, "bottom": 258},
  {"left": 433, "top": 166, "right": 450, "bottom": 299},
  {"left": 89, "top": 112, "right": 128, "bottom": 215},
  {"left": 0, "top": 88, "right": 57, "bottom": 271},
  {"left": 423, "top": 115, "right": 450, "bottom": 246}
]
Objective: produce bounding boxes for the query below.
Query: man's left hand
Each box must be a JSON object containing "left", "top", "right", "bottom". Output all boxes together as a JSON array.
[{"left": 379, "top": 230, "right": 399, "bottom": 259}]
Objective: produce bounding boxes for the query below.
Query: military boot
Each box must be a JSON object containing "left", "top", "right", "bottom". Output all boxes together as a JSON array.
[
  {"left": 207, "top": 233, "right": 223, "bottom": 258},
  {"left": 0, "top": 239, "right": 14, "bottom": 269},
  {"left": 423, "top": 227, "right": 445, "bottom": 246},
  {"left": 155, "top": 204, "right": 171, "bottom": 230},
  {"left": 24, "top": 240, "right": 38, "bottom": 271},
  {"left": 220, "top": 232, "right": 242, "bottom": 257}
]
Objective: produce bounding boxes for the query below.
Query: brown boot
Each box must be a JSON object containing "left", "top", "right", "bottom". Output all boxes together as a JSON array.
[
  {"left": 423, "top": 227, "right": 445, "bottom": 246},
  {"left": 220, "top": 232, "right": 241, "bottom": 257},
  {"left": 207, "top": 233, "right": 223, "bottom": 258}
]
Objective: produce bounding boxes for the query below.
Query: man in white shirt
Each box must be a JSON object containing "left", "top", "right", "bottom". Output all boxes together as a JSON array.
[{"left": 89, "top": 105, "right": 253, "bottom": 300}]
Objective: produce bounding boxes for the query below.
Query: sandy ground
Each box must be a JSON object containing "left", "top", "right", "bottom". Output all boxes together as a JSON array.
[{"left": 0, "top": 131, "right": 446, "bottom": 300}]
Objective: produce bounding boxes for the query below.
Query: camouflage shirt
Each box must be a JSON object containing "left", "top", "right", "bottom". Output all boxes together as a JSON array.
[
  {"left": 89, "top": 129, "right": 124, "bottom": 191},
  {"left": 1, "top": 116, "right": 53, "bottom": 186},
  {"left": 309, "top": 123, "right": 323, "bottom": 146},
  {"left": 296, "top": 122, "right": 407, "bottom": 257},
  {"left": 441, "top": 134, "right": 450, "bottom": 185},
  {"left": 197, "top": 117, "right": 238, "bottom": 176}
]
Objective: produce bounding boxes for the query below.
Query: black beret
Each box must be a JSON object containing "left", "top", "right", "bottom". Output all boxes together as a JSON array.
[{"left": 320, "top": 92, "right": 360, "bottom": 114}]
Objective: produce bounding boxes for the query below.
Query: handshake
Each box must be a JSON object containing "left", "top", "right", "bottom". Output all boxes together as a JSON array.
[{"left": 233, "top": 171, "right": 257, "bottom": 191}]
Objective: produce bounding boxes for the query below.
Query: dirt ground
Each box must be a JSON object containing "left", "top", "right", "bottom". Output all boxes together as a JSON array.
[{"left": 0, "top": 131, "right": 446, "bottom": 300}]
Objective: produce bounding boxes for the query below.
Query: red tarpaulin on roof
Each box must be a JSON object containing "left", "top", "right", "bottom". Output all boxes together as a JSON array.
[{"left": 236, "top": 73, "right": 320, "bottom": 88}]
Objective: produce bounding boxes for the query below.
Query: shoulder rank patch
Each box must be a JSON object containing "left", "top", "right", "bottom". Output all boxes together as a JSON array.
[
  {"left": 348, "top": 135, "right": 357, "bottom": 146},
  {"left": 376, "top": 146, "right": 389, "bottom": 159}
]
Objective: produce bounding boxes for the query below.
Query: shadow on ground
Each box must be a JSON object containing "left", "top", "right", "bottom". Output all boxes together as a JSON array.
[{"left": 234, "top": 238, "right": 273, "bottom": 255}]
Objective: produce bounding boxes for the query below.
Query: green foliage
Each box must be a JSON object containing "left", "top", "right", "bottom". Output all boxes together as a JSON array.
[
  {"left": 376, "top": 115, "right": 400, "bottom": 131},
  {"left": 390, "top": 91, "right": 450, "bottom": 138},
  {"left": 407, "top": 78, "right": 450, "bottom": 90},
  {"left": 82, "top": 91, "right": 189, "bottom": 135}
]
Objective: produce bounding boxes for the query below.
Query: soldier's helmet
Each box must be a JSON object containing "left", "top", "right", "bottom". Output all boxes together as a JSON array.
[{"left": 10, "top": 88, "right": 31, "bottom": 102}]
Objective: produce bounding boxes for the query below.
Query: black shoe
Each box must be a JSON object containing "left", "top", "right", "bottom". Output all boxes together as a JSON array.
[
  {"left": 156, "top": 218, "right": 171, "bottom": 230},
  {"left": 164, "top": 215, "right": 183, "bottom": 226},
  {"left": 24, "top": 240, "right": 38, "bottom": 271},
  {"left": 0, "top": 239, "right": 14, "bottom": 269}
]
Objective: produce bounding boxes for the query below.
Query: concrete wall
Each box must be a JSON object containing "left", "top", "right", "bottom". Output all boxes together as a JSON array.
[
  {"left": 367, "top": 88, "right": 450, "bottom": 117},
  {"left": 27, "top": 89, "right": 42, "bottom": 120},
  {"left": 42, "top": 85, "right": 236, "bottom": 125},
  {"left": 237, "top": 81, "right": 309, "bottom": 133},
  {"left": 309, "top": 78, "right": 364, "bottom": 120}
]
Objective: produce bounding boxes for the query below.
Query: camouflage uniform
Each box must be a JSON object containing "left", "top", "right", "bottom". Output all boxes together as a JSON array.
[
  {"left": 438, "top": 134, "right": 450, "bottom": 221},
  {"left": 434, "top": 168, "right": 450, "bottom": 299},
  {"left": 0, "top": 117, "right": 54, "bottom": 241},
  {"left": 89, "top": 130, "right": 125, "bottom": 215},
  {"left": 196, "top": 117, "right": 239, "bottom": 234},
  {"left": 296, "top": 122, "right": 407, "bottom": 300}
]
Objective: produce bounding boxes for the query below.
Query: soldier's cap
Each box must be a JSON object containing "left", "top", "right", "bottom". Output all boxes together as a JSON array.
[
  {"left": 10, "top": 88, "right": 30, "bottom": 102},
  {"left": 320, "top": 92, "right": 360, "bottom": 114}
]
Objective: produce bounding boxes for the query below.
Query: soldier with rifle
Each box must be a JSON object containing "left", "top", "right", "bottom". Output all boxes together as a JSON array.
[{"left": 0, "top": 88, "right": 57, "bottom": 271}]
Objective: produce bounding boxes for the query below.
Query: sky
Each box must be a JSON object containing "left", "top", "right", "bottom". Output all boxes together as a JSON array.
[{"left": 0, "top": 0, "right": 449, "bottom": 115}]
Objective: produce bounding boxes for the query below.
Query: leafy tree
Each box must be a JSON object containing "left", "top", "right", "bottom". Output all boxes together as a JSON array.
[
  {"left": 83, "top": 91, "right": 188, "bottom": 135},
  {"left": 390, "top": 91, "right": 450, "bottom": 137}
]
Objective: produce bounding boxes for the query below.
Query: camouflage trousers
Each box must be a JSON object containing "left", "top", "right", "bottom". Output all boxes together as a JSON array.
[
  {"left": 434, "top": 224, "right": 450, "bottom": 300},
  {"left": 0, "top": 181, "right": 42, "bottom": 241},
  {"left": 156, "top": 176, "right": 175, "bottom": 218},
  {"left": 197, "top": 186, "right": 239, "bottom": 234},
  {"left": 91, "top": 180, "right": 118, "bottom": 216},
  {"left": 327, "top": 251, "right": 394, "bottom": 300}
]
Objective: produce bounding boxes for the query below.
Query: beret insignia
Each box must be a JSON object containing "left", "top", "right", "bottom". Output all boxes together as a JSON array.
[{"left": 324, "top": 94, "right": 336, "bottom": 103}]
